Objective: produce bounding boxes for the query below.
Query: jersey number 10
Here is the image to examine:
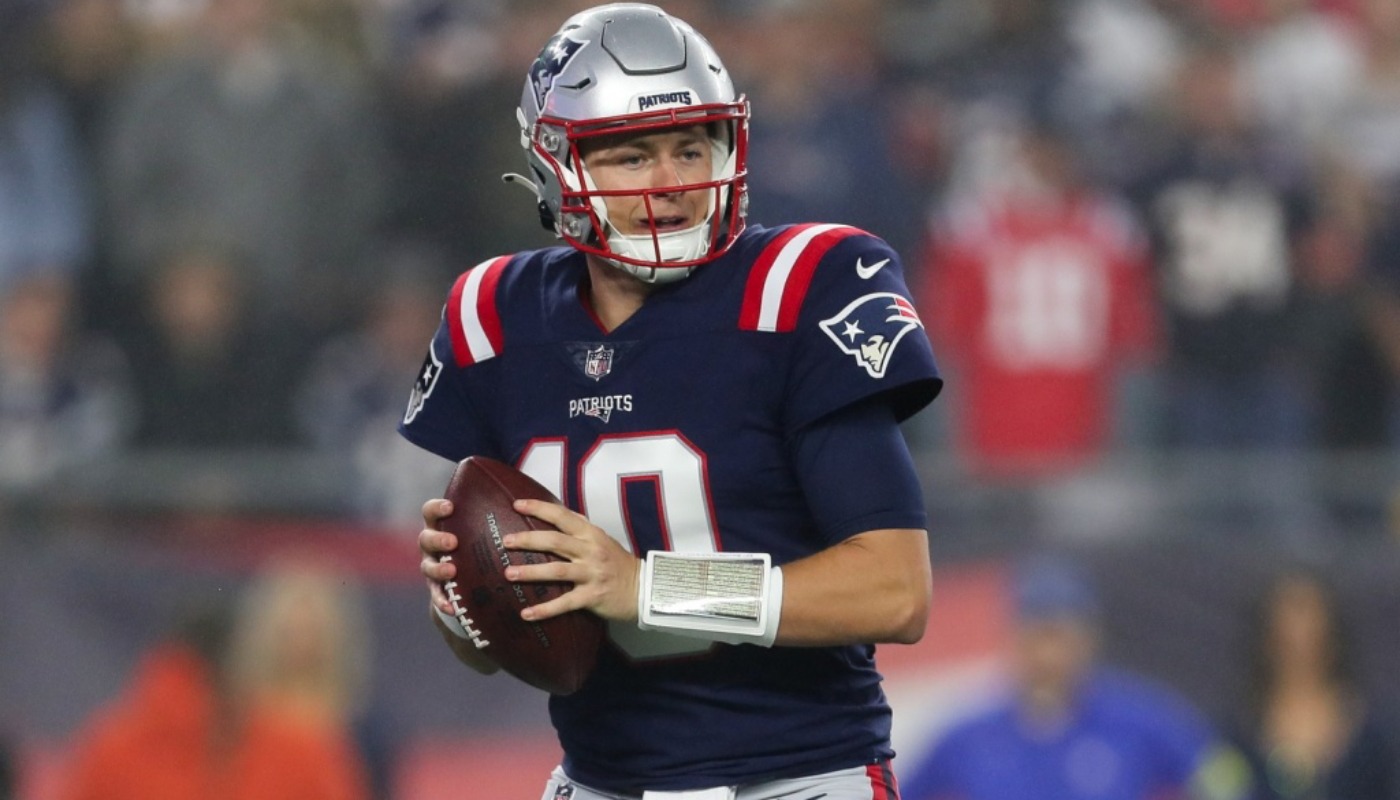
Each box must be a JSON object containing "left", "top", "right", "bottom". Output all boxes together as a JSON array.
[{"left": 519, "top": 432, "right": 720, "bottom": 660}]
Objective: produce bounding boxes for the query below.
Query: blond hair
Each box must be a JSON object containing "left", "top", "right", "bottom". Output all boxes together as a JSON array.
[{"left": 227, "top": 554, "right": 372, "bottom": 721}]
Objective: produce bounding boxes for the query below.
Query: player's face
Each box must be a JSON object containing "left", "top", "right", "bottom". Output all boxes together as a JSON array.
[{"left": 580, "top": 125, "right": 714, "bottom": 237}]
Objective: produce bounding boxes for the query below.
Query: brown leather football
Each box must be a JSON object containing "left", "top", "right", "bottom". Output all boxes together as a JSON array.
[{"left": 437, "top": 456, "right": 604, "bottom": 695}]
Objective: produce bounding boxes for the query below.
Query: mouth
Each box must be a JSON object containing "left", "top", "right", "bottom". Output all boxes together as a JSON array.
[{"left": 640, "top": 214, "right": 692, "bottom": 234}]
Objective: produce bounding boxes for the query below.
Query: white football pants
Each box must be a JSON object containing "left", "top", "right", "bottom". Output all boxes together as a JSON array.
[{"left": 539, "top": 762, "right": 899, "bottom": 800}]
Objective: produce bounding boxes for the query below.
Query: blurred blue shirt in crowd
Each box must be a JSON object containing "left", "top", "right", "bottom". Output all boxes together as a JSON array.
[
  {"left": 900, "top": 668, "right": 1240, "bottom": 800},
  {"left": 900, "top": 556, "right": 1249, "bottom": 800},
  {"left": 0, "top": 85, "right": 91, "bottom": 291}
]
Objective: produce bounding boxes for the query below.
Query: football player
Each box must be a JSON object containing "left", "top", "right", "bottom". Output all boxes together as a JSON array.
[{"left": 400, "top": 4, "right": 942, "bottom": 799}]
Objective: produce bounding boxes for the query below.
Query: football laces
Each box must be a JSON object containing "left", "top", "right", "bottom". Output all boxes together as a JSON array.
[{"left": 441, "top": 556, "right": 491, "bottom": 649}]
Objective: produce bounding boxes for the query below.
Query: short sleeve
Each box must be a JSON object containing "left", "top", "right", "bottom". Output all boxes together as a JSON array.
[
  {"left": 396, "top": 314, "right": 491, "bottom": 463},
  {"left": 783, "top": 234, "right": 942, "bottom": 432}
]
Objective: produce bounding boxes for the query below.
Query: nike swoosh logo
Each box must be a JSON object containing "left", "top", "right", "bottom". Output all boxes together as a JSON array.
[{"left": 855, "top": 257, "right": 889, "bottom": 279}]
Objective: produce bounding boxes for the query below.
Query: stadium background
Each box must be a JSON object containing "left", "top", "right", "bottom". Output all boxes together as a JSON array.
[{"left": 2, "top": 0, "right": 1399, "bottom": 797}]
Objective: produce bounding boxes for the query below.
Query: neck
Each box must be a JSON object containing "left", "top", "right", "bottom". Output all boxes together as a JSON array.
[{"left": 585, "top": 256, "right": 654, "bottom": 332}]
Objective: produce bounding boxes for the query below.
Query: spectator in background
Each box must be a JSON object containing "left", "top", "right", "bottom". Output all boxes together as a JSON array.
[
  {"left": 1130, "top": 35, "right": 1314, "bottom": 448},
  {"left": 732, "top": 0, "right": 925, "bottom": 257},
  {"left": 1293, "top": 162, "right": 1393, "bottom": 452},
  {"left": 1128, "top": 35, "right": 1328, "bottom": 540},
  {"left": 1231, "top": 569, "right": 1400, "bottom": 800},
  {"left": 61, "top": 600, "right": 239, "bottom": 800},
  {"left": 1361, "top": 208, "right": 1400, "bottom": 445},
  {"left": 380, "top": 0, "right": 558, "bottom": 267},
  {"left": 1241, "top": 0, "right": 1363, "bottom": 151},
  {"left": 61, "top": 560, "right": 374, "bottom": 800},
  {"left": 0, "top": 0, "right": 92, "bottom": 295},
  {"left": 0, "top": 272, "right": 133, "bottom": 491},
  {"left": 918, "top": 0, "right": 1074, "bottom": 205},
  {"left": 900, "top": 555, "right": 1250, "bottom": 800},
  {"left": 225, "top": 557, "right": 378, "bottom": 800},
  {"left": 294, "top": 244, "right": 452, "bottom": 523},
  {"left": 35, "top": 0, "right": 145, "bottom": 337},
  {"left": 35, "top": 0, "right": 142, "bottom": 154},
  {"left": 101, "top": 0, "right": 385, "bottom": 341},
  {"left": 1059, "top": 0, "right": 1187, "bottom": 184},
  {"left": 924, "top": 119, "right": 1159, "bottom": 480},
  {"left": 1330, "top": 0, "right": 1400, "bottom": 201},
  {"left": 123, "top": 247, "right": 292, "bottom": 447},
  {"left": 1331, "top": 0, "right": 1400, "bottom": 444}
]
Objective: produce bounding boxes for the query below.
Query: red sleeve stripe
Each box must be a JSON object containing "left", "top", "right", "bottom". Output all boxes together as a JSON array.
[
  {"left": 446, "top": 255, "right": 511, "bottom": 367},
  {"left": 739, "top": 223, "right": 862, "bottom": 332}
]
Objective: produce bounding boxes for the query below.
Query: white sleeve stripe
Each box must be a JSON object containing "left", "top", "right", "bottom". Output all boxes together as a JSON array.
[
  {"left": 756, "top": 223, "right": 846, "bottom": 332},
  {"left": 459, "top": 262, "right": 496, "bottom": 362}
]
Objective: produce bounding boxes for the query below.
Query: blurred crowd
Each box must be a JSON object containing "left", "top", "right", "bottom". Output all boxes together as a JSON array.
[
  {"left": 57, "top": 557, "right": 384, "bottom": 800},
  {"left": 1, "top": 0, "right": 1399, "bottom": 525},
  {"left": 900, "top": 556, "right": 1400, "bottom": 800}
]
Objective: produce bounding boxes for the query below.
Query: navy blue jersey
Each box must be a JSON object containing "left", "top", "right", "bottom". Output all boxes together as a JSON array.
[{"left": 399, "top": 223, "right": 941, "bottom": 791}]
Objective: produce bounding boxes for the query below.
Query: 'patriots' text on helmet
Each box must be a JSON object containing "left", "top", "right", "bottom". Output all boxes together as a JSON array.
[{"left": 509, "top": 3, "right": 750, "bottom": 284}]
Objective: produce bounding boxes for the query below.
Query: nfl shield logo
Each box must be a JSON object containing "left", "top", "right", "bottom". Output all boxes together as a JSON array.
[{"left": 583, "top": 344, "right": 613, "bottom": 381}]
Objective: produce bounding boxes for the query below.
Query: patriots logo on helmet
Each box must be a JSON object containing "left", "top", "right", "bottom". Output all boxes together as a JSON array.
[
  {"left": 530, "top": 34, "right": 587, "bottom": 111},
  {"left": 403, "top": 343, "right": 443, "bottom": 424},
  {"left": 819, "top": 292, "right": 924, "bottom": 379}
]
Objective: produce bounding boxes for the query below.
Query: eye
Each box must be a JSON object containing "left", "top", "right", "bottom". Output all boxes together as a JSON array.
[{"left": 585, "top": 147, "right": 642, "bottom": 170}]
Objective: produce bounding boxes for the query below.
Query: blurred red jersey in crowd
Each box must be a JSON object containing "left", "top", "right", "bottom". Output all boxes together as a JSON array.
[{"left": 925, "top": 187, "right": 1160, "bottom": 478}]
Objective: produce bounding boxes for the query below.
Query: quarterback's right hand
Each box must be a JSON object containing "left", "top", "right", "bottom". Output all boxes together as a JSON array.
[
  {"left": 419, "top": 498, "right": 459, "bottom": 613},
  {"left": 420, "top": 498, "right": 500, "bottom": 675}
]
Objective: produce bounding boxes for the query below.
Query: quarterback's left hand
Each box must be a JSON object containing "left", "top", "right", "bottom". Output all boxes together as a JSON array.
[{"left": 502, "top": 498, "right": 641, "bottom": 624}]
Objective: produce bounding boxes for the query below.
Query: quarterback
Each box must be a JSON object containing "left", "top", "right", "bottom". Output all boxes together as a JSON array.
[{"left": 400, "top": 4, "right": 942, "bottom": 799}]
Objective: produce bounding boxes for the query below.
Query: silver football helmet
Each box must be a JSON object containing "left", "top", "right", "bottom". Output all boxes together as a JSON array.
[{"left": 507, "top": 3, "right": 750, "bottom": 284}]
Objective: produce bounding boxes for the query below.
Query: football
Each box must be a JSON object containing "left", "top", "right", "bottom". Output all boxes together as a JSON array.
[{"left": 437, "top": 456, "right": 604, "bottom": 695}]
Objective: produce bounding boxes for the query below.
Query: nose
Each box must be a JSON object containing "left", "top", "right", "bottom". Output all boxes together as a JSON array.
[{"left": 650, "top": 155, "right": 687, "bottom": 193}]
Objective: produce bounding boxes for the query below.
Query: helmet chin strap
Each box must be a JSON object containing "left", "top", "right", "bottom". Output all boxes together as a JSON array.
[
  {"left": 600, "top": 218, "right": 711, "bottom": 284},
  {"left": 575, "top": 164, "right": 709, "bottom": 284}
]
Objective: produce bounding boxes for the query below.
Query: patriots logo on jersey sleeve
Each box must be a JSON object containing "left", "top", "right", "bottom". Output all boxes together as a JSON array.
[
  {"left": 819, "top": 292, "right": 925, "bottom": 379},
  {"left": 530, "top": 34, "right": 586, "bottom": 111},
  {"left": 403, "top": 344, "right": 443, "bottom": 425}
]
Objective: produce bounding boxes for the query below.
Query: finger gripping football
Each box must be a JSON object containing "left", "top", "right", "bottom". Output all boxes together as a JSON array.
[{"left": 438, "top": 456, "right": 604, "bottom": 695}]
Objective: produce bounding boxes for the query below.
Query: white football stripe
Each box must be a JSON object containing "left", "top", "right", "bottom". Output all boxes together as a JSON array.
[
  {"left": 756, "top": 223, "right": 845, "bottom": 332},
  {"left": 459, "top": 261, "right": 497, "bottom": 362}
]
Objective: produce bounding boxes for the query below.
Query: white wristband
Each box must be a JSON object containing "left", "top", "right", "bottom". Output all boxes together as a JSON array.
[{"left": 636, "top": 552, "right": 783, "bottom": 647}]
